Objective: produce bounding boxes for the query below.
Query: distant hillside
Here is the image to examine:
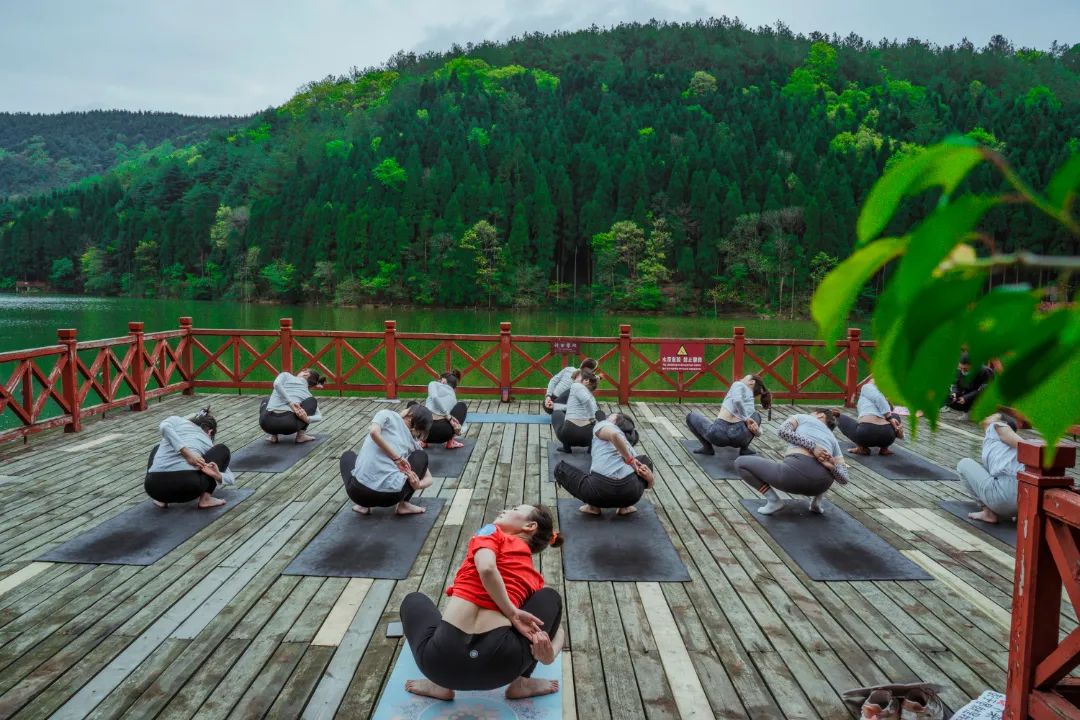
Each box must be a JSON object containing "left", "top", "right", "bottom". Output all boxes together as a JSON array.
[
  {"left": 0, "top": 110, "right": 246, "bottom": 199},
  {"left": 0, "top": 20, "right": 1077, "bottom": 313}
]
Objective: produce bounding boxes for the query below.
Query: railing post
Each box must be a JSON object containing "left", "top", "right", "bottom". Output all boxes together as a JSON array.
[
  {"left": 58, "top": 328, "right": 81, "bottom": 433},
  {"left": 844, "top": 328, "right": 861, "bottom": 407},
  {"left": 618, "top": 324, "right": 631, "bottom": 405},
  {"left": 384, "top": 320, "right": 397, "bottom": 399},
  {"left": 128, "top": 321, "right": 147, "bottom": 411},
  {"left": 279, "top": 318, "right": 293, "bottom": 374},
  {"left": 499, "top": 322, "right": 512, "bottom": 403},
  {"left": 733, "top": 326, "right": 745, "bottom": 380},
  {"left": 1006, "top": 440, "right": 1078, "bottom": 720},
  {"left": 179, "top": 317, "right": 194, "bottom": 395}
]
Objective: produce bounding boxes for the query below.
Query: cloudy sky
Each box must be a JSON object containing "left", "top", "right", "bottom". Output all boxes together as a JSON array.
[{"left": 1, "top": 0, "right": 1076, "bottom": 116}]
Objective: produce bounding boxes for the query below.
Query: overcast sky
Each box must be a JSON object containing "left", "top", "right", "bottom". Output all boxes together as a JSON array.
[{"left": 1, "top": 0, "right": 1076, "bottom": 116}]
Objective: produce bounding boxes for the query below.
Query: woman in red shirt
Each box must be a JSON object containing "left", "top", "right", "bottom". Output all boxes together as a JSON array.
[{"left": 401, "top": 504, "right": 565, "bottom": 700}]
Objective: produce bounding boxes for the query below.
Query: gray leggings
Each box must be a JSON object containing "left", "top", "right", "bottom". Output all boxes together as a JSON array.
[
  {"left": 686, "top": 411, "right": 761, "bottom": 450},
  {"left": 735, "top": 453, "right": 834, "bottom": 498}
]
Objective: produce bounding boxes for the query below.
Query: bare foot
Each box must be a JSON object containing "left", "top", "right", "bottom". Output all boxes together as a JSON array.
[
  {"left": 578, "top": 504, "right": 601, "bottom": 515},
  {"left": 405, "top": 678, "right": 454, "bottom": 700},
  {"left": 396, "top": 501, "right": 427, "bottom": 515},
  {"left": 968, "top": 508, "right": 999, "bottom": 524},
  {"left": 295, "top": 433, "right": 316, "bottom": 444},
  {"left": 616, "top": 506, "right": 637, "bottom": 515},
  {"left": 848, "top": 446, "right": 871, "bottom": 456},
  {"left": 198, "top": 495, "right": 227, "bottom": 509},
  {"left": 266, "top": 434, "right": 278, "bottom": 444},
  {"left": 445, "top": 438, "right": 464, "bottom": 449},
  {"left": 878, "top": 447, "right": 895, "bottom": 456},
  {"left": 352, "top": 505, "right": 370, "bottom": 515},
  {"left": 153, "top": 500, "right": 167, "bottom": 508},
  {"left": 505, "top": 676, "right": 559, "bottom": 699}
]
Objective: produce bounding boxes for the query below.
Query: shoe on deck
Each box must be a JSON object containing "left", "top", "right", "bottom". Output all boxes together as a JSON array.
[
  {"left": 900, "top": 689, "right": 944, "bottom": 720},
  {"left": 862, "top": 689, "right": 900, "bottom": 719}
]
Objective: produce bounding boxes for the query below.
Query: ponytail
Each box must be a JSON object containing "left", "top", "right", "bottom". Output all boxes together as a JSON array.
[
  {"left": 525, "top": 505, "right": 564, "bottom": 553},
  {"left": 440, "top": 369, "right": 461, "bottom": 388},
  {"left": 750, "top": 374, "right": 772, "bottom": 420},
  {"left": 579, "top": 357, "right": 597, "bottom": 372},
  {"left": 190, "top": 406, "right": 218, "bottom": 437}
]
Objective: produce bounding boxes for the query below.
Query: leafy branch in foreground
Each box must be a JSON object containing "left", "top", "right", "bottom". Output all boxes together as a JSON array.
[{"left": 813, "top": 137, "right": 1080, "bottom": 451}]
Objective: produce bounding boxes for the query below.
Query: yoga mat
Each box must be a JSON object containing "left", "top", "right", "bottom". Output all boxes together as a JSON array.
[
  {"left": 468, "top": 413, "right": 551, "bottom": 424},
  {"left": 373, "top": 644, "right": 563, "bottom": 720},
  {"left": 424, "top": 438, "right": 477, "bottom": 477},
  {"left": 680, "top": 438, "right": 742, "bottom": 480},
  {"left": 37, "top": 488, "right": 255, "bottom": 565},
  {"left": 839, "top": 440, "right": 957, "bottom": 481},
  {"left": 939, "top": 500, "right": 1018, "bottom": 548},
  {"left": 283, "top": 498, "right": 445, "bottom": 579},
  {"left": 557, "top": 499, "right": 691, "bottom": 582},
  {"left": 739, "top": 498, "right": 931, "bottom": 581},
  {"left": 547, "top": 441, "right": 591, "bottom": 483},
  {"left": 229, "top": 435, "right": 326, "bottom": 473}
]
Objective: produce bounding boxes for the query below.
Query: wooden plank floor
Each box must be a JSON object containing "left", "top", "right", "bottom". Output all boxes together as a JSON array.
[{"left": 0, "top": 394, "right": 1070, "bottom": 719}]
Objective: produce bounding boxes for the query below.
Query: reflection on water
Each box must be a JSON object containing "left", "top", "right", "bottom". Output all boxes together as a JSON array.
[{"left": 0, "top": 294, "right": 846, "bottom": 353}]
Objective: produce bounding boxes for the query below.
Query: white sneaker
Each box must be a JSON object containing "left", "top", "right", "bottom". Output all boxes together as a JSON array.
[
  {"left": 758, "top": 499, "right": 786, "bottom": 515},
  {"left": 809, "top": 494, "right": 826, "bottom": 514}
]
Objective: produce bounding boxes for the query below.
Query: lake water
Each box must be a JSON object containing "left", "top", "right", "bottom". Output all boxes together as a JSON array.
[{"left": 0, "top": 295, "right": 848, "bottom": 353}]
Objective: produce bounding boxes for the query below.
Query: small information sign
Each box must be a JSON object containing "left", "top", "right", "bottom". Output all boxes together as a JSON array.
[
  {"left": 551, "top": 340, "right": 580, "bottom": 355},
  {"left": 660, "top": 341, "right": 705, "bottom": 372}
]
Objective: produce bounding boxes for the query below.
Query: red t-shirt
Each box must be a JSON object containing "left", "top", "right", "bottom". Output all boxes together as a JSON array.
[{"left": 446, "top": 524, "right": 545, "bottom": 611}]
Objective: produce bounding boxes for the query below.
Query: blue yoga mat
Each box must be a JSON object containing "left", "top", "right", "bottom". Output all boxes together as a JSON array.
[
  {"left": 373, "top": 644, "right": 563, "bottom": 720},
  {"left": 467, "top": 413, "right": 551, "bottom": 425}
]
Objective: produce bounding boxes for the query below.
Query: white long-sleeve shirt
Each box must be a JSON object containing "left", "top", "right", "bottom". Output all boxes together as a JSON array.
[
  {"left": 148, "top": 416, "right": 235, "bottom": 485},
  {"left": 856, "top": 382, "right": 891, "bottom": 418},
  {"left": 266, "top": 372, "right": 321, "bottom": 422},
  {"left": 546, "top": 366, "right": 577, "bottom": 397}
]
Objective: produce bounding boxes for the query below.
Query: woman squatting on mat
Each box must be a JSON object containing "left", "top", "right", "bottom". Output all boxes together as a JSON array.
[
  {"left": 422, "top": 369, "right": 467, "bottom": 448},
  {"left": 956, "top": 413, "right": 1023, "bottom": 524},
  {"left": 542, "top": 357, "right": 597, "bottom": 414},
  {"left": 736, "top": 409, "right": 850, "bottom": 515},
  {"left": 400, "top": 504, "right": 565, "bottom": 701},
  {"left": 145, "top": 408, "right": 234, "bottom": 509},
  {"left": 341, "top": 405, "right": 434, "bottom": 516},
  {"left": 686, "top": 373, "right": 772, "bottom": 456},
  {"left": 836, "top": 380, "right": 904, "bottom": 456},
  {"left": 260, "top": 369, "right": 326, "bottom": 444},
  {"left": 554, "top": 413, "right": 655, "bottom": 516},
  {"left": 552, "top": 369, "right": 605, "bottom": 453}
]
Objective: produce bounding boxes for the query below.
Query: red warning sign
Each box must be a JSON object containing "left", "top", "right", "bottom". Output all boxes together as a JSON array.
[{"left": 659, "top": 341, "right": 705, "bottom": 372}]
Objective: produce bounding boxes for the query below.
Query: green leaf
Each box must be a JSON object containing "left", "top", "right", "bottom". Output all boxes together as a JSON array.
[
  {"left": 812, "top": 237, "right": 907, "bottom": 345},
  {"left": 1009, "top": 354, "right": 1080, "bottom": 459},
  {"left": 892, "top": 195, "right": 998, "bottom": 306},
  {"left": 963, "top": 286, "right": 1041, "bottom": 367},
  {"left": 899, "top": 317, "right": 966, "bottom": 428},
  {"left": 1047, "top": 153, "right": 1080, "bottom": 214},
  {"left": 857, "top": 139, "right": 985, "bottom": 245}
]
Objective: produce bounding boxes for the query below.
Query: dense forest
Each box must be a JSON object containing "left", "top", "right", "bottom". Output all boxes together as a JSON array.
[
  {"left": 0, "top": 110, "right": 244, "bottom": 199},
  {"left": 0, "top": 20, "right": 1077, "bottom": 314}
]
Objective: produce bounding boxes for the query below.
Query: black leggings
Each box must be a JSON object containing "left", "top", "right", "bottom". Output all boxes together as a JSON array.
[
  {"left": 552, "top": 410, "right": 605, "bottom": 452},
  {"left": 144, "top": 443, "right": 230, "bottom": 503},
  {"left": 259, "top": 397, "right": 318, "bottom": 436},
  {"left": 554, "top": 454, "right": 653, "bottom": 508},
  {"left": 836, "top": 414, "right": 897, "bottom": 450},
  {"left": 542, "top": 389, "right": 571, "bottom": 415},
  {"left": 426, "top": 402, "right": 468, "bottom": 444},
  {"left": 401, "top": 588, "right": 563, "bottom": 691},
  {"left": 735, "top": 453, "right": 833, "bottom": 498},
  {"left": 340, "top": 449, "right": 428, "bottom": 507}
]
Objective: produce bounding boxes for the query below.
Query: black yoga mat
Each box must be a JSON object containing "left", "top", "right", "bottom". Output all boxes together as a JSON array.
[
  {"left": 557, "top": 499, "right": 690, "bottom": 582},
  {"left": 547, "top": 441, "right": 592, "bottom": 483},
  {"left": 739, "top": 498, "right": 931, "bottom": 581},
  {"left": 939, "top": 500, "right": 1018, "bottom": 548},
  {"left": 838, "top": 440, "right": 957, "bottom": 481},
  {"left": 424, "top": 438, "right": 477, "bottom": 477},
  {"left": 469, "top": 413, "right": 551, "bottom": 424},
  {"left": 283, "top": 497, "right": 445, "bottom": 579},
  {"left": 680, "top": 438, "right": 742, "bottom": 480},
  {"left": 38, "top": 488, "right": 255, "bottom": 565},
  {"left": 229, "top": 435, "right": 326, "bottom": 473}
]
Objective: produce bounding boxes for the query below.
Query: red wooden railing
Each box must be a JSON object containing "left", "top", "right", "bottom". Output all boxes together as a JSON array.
[
  {"left": 1006, "top": 440, "right": 1080, "bottom": 719},
  {"left": 0, "top": 317, "right": 874, "bottom": 444}
]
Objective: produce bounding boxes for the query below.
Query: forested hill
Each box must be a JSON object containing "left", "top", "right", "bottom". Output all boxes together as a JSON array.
[
  {"left": 1, "top": 20, "right": 1077, "bottom": 313},
  {"left": 0, "top": 110, "right": 245, "bottom": 199}
]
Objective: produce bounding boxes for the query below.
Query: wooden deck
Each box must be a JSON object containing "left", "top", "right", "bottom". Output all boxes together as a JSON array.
[{"left": 0, "top": 394, "right": 1071, "bottom": 719}]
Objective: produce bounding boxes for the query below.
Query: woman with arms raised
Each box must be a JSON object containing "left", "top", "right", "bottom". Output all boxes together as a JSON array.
[
  {"left": 401, "top": 504, "right": 565, "bottom": 700},
  {"left": 341, "top": 404, "right": 434, "bottom": 516}
]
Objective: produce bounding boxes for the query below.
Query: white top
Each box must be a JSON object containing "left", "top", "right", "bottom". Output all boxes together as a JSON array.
[
  {"left": 856, "top": 382, "right": 891, "bottom": 418},
  {"left": 565, "top": 382, "right": 598, "bottom": 421},
  {"left": 721, "top": 381, "right": 755, "bottom": 420},
  {"left": 149, "top": 416, "right": 236, "bottom": 485},
  {"left": 982, "top": 421, "right": 1022, "bottom": 479},
  {"left": 352, "top": 409, "right": 421, "bottom": 492},
  {"left": 787, "top": 414, "right": 842, "bottom": 457},
  {"left": 425, "top": 381, "right": 458, "bottom": 416},
  {"left": 546, "top": 366, "right": 577, "bottom": 397},
  {"left": 590, "top": 420, "right": 637, "bottom": 479}
]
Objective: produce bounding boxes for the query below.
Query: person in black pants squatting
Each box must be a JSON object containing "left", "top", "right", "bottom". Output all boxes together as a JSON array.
[
  {"left": 145, "top": 408, "right": 234, "bottom": 509},
  {"left": 341, "top": 404, "right": 434, "bottom": 516},
  {"left": 554, "top": 413, "right": 654, "bottom": 516},
  {"left": 836, "top": 381, "right": 904, "bottom": 456},
  {"left": 685, "top": 373, "right": 772, "bottom": 456},
  {"left": 421, "top": 369, "right": 467, "bottom": 449},
  {"left": 542, "top": 357, "right": 597, "bottom": 414},
  {"left": 260, "top": 369, "right": 326, "bottom": 444},
  {"left": 552, "top": 370, "right": 605, "bottom": 453}
]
